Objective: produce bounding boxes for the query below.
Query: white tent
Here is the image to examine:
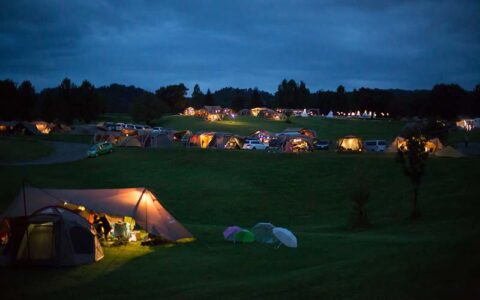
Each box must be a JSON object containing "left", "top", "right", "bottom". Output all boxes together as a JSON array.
[{"left": 326, "top": 111, "right": 334, "bottom": 118}]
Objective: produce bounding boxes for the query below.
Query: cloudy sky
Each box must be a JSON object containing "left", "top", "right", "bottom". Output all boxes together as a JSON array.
[{"left": 1, "top": 0, "right": 479, "bottom": 93}]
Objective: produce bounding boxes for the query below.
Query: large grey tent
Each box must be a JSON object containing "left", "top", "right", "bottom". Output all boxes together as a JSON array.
[
  {"left": 0, "top": 187, "right": 194, "bottom": 242},
  {"left": 1, "top": 206, "right": 103, "bottom": 266}
]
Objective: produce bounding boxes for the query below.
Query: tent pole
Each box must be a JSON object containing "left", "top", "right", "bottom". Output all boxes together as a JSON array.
[
  {"left": 22, "top": 178, "right": 30, "bottom": 262},
  {"left": 136, "top": 188, "right": 148, "bottom": 234}
]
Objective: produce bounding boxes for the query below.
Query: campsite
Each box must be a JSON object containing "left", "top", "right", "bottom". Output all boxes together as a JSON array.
[
  {"left": 2, "top": 1, "right": 480, "bottom": 298},
  {"left": 1, "top": 114, "right": 480, "bottom": 299}
]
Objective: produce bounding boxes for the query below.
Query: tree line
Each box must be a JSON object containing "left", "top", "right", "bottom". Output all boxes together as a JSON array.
[
  {"left": 1, "top": 78, "right": 479, "bottom": 124},
  {"left": 0, "top": 78, "right": 106, "bottom": 124}
]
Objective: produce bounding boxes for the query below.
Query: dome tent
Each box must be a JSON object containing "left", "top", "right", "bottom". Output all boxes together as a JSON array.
[
  {"left": 337, "top": 135, "right": 363, "bottom": 152},
  {"left": 1, "top": 206, "right": 103, "bottom": 267}
]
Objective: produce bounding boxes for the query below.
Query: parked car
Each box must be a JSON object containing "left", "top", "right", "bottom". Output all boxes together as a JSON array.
[
  {"left": 87, "top": 142, "right": 113, "bottom": 158},
  {"left": 134, "top": 125, "right": 145, "bottom": 130},
  {"left": 364, "top": 140, "right": 387, "bottom": 152},
  {"left": 115, "top": 123, "right": 125, "bottom": 131},
  {"left": 242, "top": 139, "right": 269, "bottom": 150},
  {"left": 314, "top": 139, "right": 330, "bottom": 150},
  {"left": 125, "top": 124, "right": 135, "bottom": 130}
]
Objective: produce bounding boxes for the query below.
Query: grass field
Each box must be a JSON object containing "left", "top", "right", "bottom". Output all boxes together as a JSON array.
[
  {"left": 0, "top": 137, "right": 53, "bottom": 162},
  {"left": 0, "top": 117, "right": 479, "bottom": 299}
]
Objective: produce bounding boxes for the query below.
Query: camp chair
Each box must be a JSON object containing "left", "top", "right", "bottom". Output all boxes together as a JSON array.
[{"left": 112, "top": 222, "right": 130, "bottom": 246}]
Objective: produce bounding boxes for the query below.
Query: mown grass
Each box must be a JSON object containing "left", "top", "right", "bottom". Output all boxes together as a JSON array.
[
  {"left": 0, "top": 137, "right": 53, "bottom": 162},
  {"left": 0, "top": 144, "right": 479, "bottom": 299}
]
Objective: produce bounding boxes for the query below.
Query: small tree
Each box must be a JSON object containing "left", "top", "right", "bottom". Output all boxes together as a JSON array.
[
  {"left": 397, "top": 135, "right": 428, "bottom": 220},
  {"left": 349, "top": 166, "right": 371, "bottom": 229},
  {"left": 284, "top": 110, "right": 293, "bottom": 124}
]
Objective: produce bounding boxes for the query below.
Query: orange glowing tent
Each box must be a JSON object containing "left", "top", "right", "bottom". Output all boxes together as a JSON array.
[{"left": 0, "top": 186, "right": 194, "bottom": 242}]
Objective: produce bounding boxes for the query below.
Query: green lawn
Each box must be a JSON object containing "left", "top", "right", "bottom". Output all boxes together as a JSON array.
[
  {"left": 0, "top": 144, "right": 479, "bottom": 299},
  {"left": 0, "top": 137, "right": 54, "bottom": 162},
  {"left": 159, "top": 115, "right": 406, "bottom": 141}
]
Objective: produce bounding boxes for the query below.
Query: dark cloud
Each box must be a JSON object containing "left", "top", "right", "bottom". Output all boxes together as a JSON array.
[{"left": 0, "top": 0, "right": 479, "bottom": 93}]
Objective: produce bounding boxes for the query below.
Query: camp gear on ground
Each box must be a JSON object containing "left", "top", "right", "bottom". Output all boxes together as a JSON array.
[
  {"left": 273, "top": 227, "right": 298, "bottom": 248},
  {"left": 1, "top": 186, "right": 194, "bottom": 243},
  {"left": 252, "top": 223, "right": 277, "bottom": 244},
  {"left": 223, "top": 226, "right": 242, "bottom": 240}
]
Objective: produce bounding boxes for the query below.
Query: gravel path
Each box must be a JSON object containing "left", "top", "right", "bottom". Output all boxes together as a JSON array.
[{"left": 3, "top": 142, "right": 90, "bottom": 166}]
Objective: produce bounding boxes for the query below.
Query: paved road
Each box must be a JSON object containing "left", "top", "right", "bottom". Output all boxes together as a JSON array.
[{"left": 3, "top": 142, "right": 90, "bottom": 166}]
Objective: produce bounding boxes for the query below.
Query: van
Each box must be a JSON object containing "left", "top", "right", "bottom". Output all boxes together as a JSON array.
[{"left": 364, "top": 140, "right": 386, "bottom": 152}]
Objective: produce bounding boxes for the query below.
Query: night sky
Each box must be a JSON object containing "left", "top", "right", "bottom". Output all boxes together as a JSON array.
[{"left": 1, "top": 0, "right": 479, "bottom": 93}]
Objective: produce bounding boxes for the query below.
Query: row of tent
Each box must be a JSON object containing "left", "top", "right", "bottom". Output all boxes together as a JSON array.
[
  {"left": 0, "top": 186, "right": 194, "bottom": 267},
  {"left": 186, "top": 128, "right": 317, "bottom": 153},
  {"left": 93, "top": 131, "right": 175, "bottom": 148},
  {"left": 0, "top": 121, "right": 70, "bottom": 135}
]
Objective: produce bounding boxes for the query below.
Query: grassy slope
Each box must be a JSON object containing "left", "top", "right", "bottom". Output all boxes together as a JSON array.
[
  {"left": 159, "top": 116, "right": 405, "bottom": 141},
  {"left": 0, "top": 137, "right": 54, "bottom": 162},
  {"left": 0, "top": 147, "right": 479, "bottom": 299}
]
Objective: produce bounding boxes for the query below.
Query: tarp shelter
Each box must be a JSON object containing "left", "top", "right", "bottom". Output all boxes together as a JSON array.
[
  {"left": 283, "top": 128, "right": 317, "bottom": 138},
  {"left": 1, "top": 206, "right": 103, "bottom": 266},
  {"left": 337, "top": 135, "right": 363, "bottom": 152},
  {"left": 434, "top": 146, "right": 464, "bottom": 158},
  {"left": 0, "top": 187, "right": 194, "bottom": 242}
]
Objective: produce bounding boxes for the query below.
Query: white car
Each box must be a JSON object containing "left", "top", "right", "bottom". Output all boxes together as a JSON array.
[
  {"left": 242, "top": 139, "right": 269, "bottom": 150},
  {"left": 364, "top": 140, "right": 387, "bottom": 152}
]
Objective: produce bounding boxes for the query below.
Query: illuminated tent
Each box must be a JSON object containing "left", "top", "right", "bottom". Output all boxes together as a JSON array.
[
  {"left": 386, "top": 136, "right": 407, "bottom": 152},
  {"left": 117, "top": 136, "right": 143, "bottom": 147},
  {"left": 32, "top": 121, "right": 51, "bottom": 134},
  {"left": 250, "top": 130, "right": 275, "bottom": 144},
  {"left": 1, "top": 206, "right": 103, "bottom": 267},
  {"left": 282, "top": 135, "right": 314, "bottom": 153},
  {"left": 224, "top": 136, "right": 244, "bottom": 149},
  {"left": 206, "top": 113, "right": 223, "bottom": 122},
  {"left": 434, "top": 146, "right": 464, "bottom": 158},
  {"left": 173, "top": 130, "right": 191, "bottom": 141},
  {"left": 0, "top": 186, "right": 194, "bottom": 242},
  {"left": 283, "top": 128, "right": 317, "bottom": 138},
  {"left": 184, "top": 107, "right": 195, "bottom": 116},
  {"left": 425, "top": 138, "right": 444, "bottom": 153},
  {"left": 190, "top": 132, "right": 215, "bottom": 148},
  {"left": 337, "top": 135, "right": 363, "bottom": 152},
  {"left": 251, "top": 107, "right": 274, "bottom": 117}
]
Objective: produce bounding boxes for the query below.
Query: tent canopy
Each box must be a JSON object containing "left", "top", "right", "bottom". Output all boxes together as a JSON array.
[
  {"left": 337, "top": 135, "right": 363, "bottom": 152},
  {"left": 1, "top": 187, "right": 193, "bottom": 242}
]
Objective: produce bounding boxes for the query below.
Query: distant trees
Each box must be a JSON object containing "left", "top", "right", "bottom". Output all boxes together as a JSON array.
[
  {"left": 155, "top": 84, "right": 188, "bottom": 113},
  {"left": 130, "top": 93, "right": 169, "bottom": 125},
  {"left": 249, "top": 88, "right": 263, "bottom": 107},
  {"left": 191, "top": 84, "right": 205, "bottom": 108},
  {"left": 204, "top": 89, "right": 215, "bottom": 106},
  {"left": 275, "top": 79, "right": 310, "bottom": 108}
]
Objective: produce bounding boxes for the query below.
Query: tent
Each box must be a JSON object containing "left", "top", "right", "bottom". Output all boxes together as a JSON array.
[
  {"left": 117, "top": 136, "right": 143, "bottom": 147},
  {"left": 387, "top": 136, "right": 444, "bottom": 153},
  {"left": 206, "top": 113, "right": 223, "bottom": 122},
  {"left": 238, "top": 109, "right": 251, "bottom": 116},
  {"left": 282, "top": 135, "right": 314, "bottom": 153},
  {"left": 184, "top": 107, "right": 195, "bottom": 116},
  {"left": 224, "top": 136, "right": 244, "bottom": 149},
  {"left": 283, "top": 128, "right": 317, "bottom": 138},
  {"left": 250, "top": 130, "right": 275, "bottom": 144},
  {"left": 144, "top": 133, "right": 173, "bottom": 148},
  {"left": 251, "top": 107, "right": 274, "bottom": 117},
  {"left": 434, "top": 146, "right": 464, "bottom": 158},
  {"left": 326, "top": 111, "right": 334, "bottom": 118},
  {"left": 0, "top": 187, "right": 194, "bottom": 243},
  {"left": 1, "top": 206, "right": 103, "bottom": 267},
  {"left": 386, "top": 136, "right": 407, "bottom": 152},
  {"left": 425, "top": 138, "right": 444, "bottom": 153},
  {"left": 337, "top": 136, "right": 363, "bottom": 152}
]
